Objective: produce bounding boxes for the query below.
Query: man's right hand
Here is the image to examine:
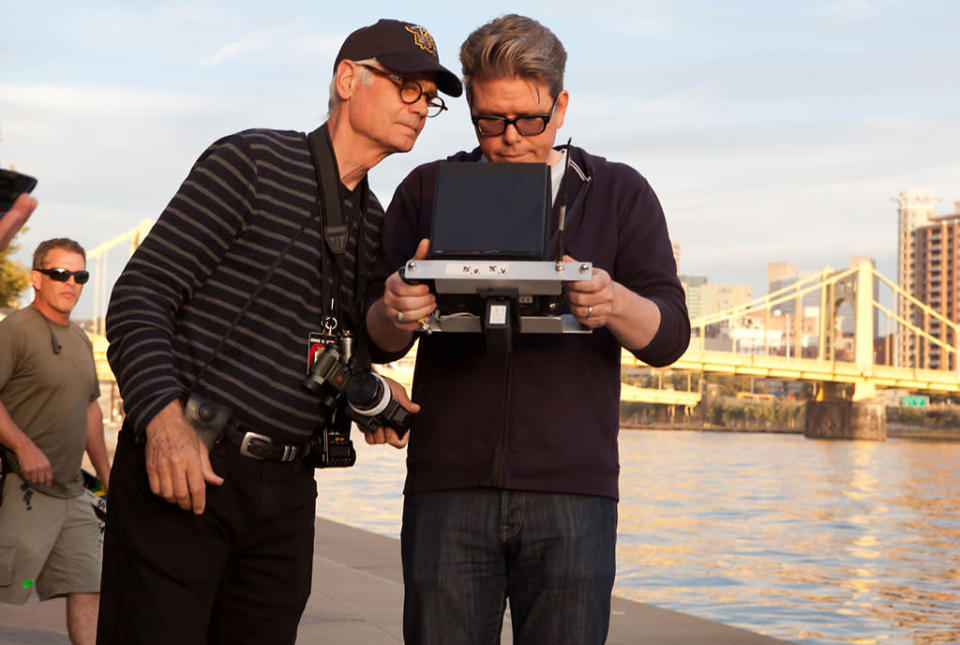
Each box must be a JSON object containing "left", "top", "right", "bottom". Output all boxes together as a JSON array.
[
  {"left": 144, "top": 400, "right": 224, "bottom": 514},
  {"left": 15, "top": 438, "right": 53, "bottom": 489},
  {"left": 383, "top": 238, "right": 436, "bottom": 331}
]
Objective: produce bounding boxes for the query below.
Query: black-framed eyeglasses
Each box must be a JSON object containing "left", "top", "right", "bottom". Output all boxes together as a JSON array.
[
  {"left": 34, "top": 267, "right": 90, "bottom": 284},
  {"left": 355, "top": 63, "right": 447, "bottom": 118},
  {"left": 471, "top": 96, "right": 559, "bottom": 137}
]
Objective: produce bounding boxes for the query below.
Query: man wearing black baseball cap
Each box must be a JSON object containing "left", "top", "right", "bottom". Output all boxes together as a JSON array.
[
  {"left": 96, "top": 18, "right": 459, "bottom": 645},
  {"left": 335, "top": 19, "right": 462, "bottom": 97}
]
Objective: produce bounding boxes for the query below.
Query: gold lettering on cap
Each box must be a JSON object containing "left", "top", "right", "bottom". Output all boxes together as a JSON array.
[{"left": 405, "top": 25, "right": 438, "bottom": 58}]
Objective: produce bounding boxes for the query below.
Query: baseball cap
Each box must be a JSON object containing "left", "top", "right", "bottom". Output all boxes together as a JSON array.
[{"left": 335, "top": 19, "right": 463, "bottom": 97}]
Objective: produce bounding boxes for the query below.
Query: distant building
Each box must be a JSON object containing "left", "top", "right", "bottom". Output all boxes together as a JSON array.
[
  {"left": 894, "top": 190, "right": 940, "bottom": 367},
  {"left": 679, "top": 276, "right": 751, "bottom": 321},
  {"left": 767, "top": 262, "right": 797, "bottom": 295},
  {"left": 911, "top": 201, "right": 960, "bottom": 370},
  {"left": 894, "top": 192, "right": 959, "bottom": 370},
  {"left": 702, "top": 283, "right": 751, "bottom": 316},
  {"left": 766, "top": 262, "right": 820, "bottom": 316},
  {"left": 679, "top": 275, "right": 707, "bottom": 320}
]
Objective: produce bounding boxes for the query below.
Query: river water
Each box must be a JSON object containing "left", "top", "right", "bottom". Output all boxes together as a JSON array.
[{"left": 314, "top": 430, "right": 960, "bottom": 644}]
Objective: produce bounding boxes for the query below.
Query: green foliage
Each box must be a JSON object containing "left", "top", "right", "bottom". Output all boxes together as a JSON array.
[
  {"left": 712, "top": 398, "right": 805, "bottom": 428},
  {"left": 0, "top": 229, "right": 30, "bottom": 307},
  {"left": 620, "top": 401, "right": 661, "bottom": 424},
  {"left": 887, "top": 406, "right": 960, "bottom": 428}
]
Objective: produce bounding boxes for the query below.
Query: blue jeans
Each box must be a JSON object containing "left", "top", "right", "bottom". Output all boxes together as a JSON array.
[{"left": 401, "top": 489, "right": 617, "bottom": 645}]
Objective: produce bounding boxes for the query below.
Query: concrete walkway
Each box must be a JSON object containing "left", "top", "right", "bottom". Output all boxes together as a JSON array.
[{"left": 1, "top": 517, "right": 791, "bottom": 644}]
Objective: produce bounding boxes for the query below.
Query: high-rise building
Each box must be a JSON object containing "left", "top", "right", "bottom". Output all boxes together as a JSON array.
[
  {"left": 893, "top": 191, "right": 960, "bottom": 368},
  {"left": 912, "top": 202, "right": 960, "bottom": 370}
]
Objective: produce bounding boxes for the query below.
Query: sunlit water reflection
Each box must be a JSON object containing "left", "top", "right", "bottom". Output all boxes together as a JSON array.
[{"left": 315, "top": 430, "right": 960, "bottom": 644}]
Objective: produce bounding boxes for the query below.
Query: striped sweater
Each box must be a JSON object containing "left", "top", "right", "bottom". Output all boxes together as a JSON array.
[{"left": 105, "top": 127, "right": 384, "bottom": 438}]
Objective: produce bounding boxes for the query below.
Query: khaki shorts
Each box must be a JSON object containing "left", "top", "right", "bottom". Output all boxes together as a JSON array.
[{"left": 0, "top": 472, "right": 101, "bottom": 603}]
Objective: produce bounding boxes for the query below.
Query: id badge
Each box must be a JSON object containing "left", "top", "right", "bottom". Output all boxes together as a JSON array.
[{"left": 307, "top": 331, "right": 338, "bottom": 372}]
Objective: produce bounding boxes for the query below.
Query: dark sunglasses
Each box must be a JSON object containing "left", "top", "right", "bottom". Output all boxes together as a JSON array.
[
  {"left": 34, "top": 267, "right": 90, "bottom": 284},
  {"left": 471, "top": 96, "right": 559, "bottom": 137}
]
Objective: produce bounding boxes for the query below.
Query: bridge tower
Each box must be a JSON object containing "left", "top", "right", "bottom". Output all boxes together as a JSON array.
[{"left": 806, "top": 260, "right": 887, "bottom": 440}]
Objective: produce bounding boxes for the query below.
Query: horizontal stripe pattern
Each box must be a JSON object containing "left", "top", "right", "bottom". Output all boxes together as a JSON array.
[{"left": 105, "top": 128, "right": 383, "bottom": 437}]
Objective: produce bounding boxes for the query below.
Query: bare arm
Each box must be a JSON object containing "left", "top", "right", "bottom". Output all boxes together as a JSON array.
[
  {"left": 0, "top": 399, "right": 52, "bottom": 488},
  {"left": 84, "top": 401, "right": 111, "bottom": 491}
]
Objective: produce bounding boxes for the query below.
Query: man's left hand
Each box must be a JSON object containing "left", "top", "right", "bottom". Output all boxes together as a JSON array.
[
  {"left": 564, "top": 255, "right": 615, "bottom": 328},
  {"left": 362, "top": 375, "right": 419, "bottom": 449}
]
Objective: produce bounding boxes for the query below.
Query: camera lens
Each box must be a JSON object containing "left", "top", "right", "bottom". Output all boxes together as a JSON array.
[{"left": 346, "top": 372, "right": 390, "bottom": 416}]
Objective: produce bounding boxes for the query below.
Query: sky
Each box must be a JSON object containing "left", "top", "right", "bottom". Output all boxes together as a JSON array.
[{"left": 2, "top": 0, "right": 959, "bottom": 319}]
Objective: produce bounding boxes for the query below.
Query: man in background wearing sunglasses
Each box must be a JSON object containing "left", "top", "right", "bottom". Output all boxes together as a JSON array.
[
  {"left": 96, "top": 18, "right": 461, "bottom": 645},
  {"left": 0, "top": 238, "right": 110, "bottom": 645},
  {"left": 366, "top": 14, "right": 690, "bottom": 644}
]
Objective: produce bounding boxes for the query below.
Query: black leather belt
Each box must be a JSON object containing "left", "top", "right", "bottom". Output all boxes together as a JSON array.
[{"left": 222, "top": 425, "right": 308, "bottom": 463}]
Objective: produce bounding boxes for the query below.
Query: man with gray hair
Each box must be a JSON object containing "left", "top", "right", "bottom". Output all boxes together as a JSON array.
[
  {"left": 366, "top": 14, "right": 690, "bottom": 644},
  {"left": 97, "top": 19, "right": 461, "bottom": 644},
  {"left": 1, "top": 237, "right": 110, "bottom": 645}
]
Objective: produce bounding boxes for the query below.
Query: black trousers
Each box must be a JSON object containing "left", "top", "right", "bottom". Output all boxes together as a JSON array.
[{"left": 97, "top": 424, "right": 318, "bottom": 645}]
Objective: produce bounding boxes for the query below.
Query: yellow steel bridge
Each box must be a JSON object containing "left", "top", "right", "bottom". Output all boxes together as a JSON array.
[{"left": 86, "top": 223, "right": 959, "bottom": 409}]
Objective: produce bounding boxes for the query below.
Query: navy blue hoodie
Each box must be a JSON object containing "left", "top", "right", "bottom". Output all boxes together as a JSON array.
[{"left": 368, "top": 145, "right": 689, "bottom": 500}]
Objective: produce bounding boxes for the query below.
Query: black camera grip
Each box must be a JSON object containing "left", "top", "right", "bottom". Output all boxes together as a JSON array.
[{"left": 398, "top": 265, "right": 424, "bottom": 286}]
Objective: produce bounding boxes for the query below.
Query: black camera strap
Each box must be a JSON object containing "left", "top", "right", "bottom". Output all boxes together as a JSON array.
[
  {"left": 306, "top": 125, "right": 373, "bottom": 370},
  {"left": 177, "top": 124, "right": 376, "bottom": 456}
]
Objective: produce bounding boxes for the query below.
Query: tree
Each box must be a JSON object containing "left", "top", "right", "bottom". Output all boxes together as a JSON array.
[{"left": 0, "top": 228, "right": 30, "bottom": 308}]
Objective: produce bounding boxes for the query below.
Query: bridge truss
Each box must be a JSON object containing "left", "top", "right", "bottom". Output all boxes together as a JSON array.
[{"left": 622, "top": 261, "right": 960, "bottom": 403}]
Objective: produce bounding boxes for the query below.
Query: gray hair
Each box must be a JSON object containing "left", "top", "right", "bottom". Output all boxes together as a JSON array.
[
  {"left": 459, "top": 14, "right": 567, "bottom": 105},
  {"left": 327, "top": 57, "right": 378, "bottom": 116}
]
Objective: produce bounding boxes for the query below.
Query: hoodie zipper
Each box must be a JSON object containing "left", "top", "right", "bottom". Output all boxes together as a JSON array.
[
  {"left": 492, "top": 352, "right": 512, "bottom": 485},
  {"left": 492, "top": 154, "right": 591, "bottom": 486}
]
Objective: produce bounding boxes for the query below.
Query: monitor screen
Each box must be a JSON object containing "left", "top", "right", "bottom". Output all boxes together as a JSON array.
[{"left": 429, "top": 162, "right": 551, "bottom": 260}]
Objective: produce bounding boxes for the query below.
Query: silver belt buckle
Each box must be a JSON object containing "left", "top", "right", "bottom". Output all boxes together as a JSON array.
[{"left": 239, "top": 431, "right": 273, "bottom": 459}]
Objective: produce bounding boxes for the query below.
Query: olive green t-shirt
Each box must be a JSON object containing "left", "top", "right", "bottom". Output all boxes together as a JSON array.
[{"left": 0, "top": 306, "right": 100, "bottom": 498}]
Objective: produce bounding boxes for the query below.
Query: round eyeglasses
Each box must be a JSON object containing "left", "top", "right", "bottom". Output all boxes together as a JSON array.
[
  {"left": 471, "top": 96, "right": 559, "bottom": 137},
  {"left": 356, "top": 64, "right": 447, "bottom": 118}
]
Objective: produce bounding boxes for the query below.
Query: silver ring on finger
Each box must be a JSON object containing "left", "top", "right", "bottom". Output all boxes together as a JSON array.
[
  {"left": 396, "top": 310, "right": 405, "bottom": 323},
  {"left": 587, "top": 305, "right": 593, "bottom": 318}
]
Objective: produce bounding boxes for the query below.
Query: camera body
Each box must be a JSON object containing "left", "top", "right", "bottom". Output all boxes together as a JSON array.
[
  {"left": 300, "top": 344, "right": 356, "bottom": 467},
  {"left": 184, "top": 392, "right": 235, "bottom": 450},
  {"left": 302, "top": 343, "right": 414, "bottom": 442}
]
